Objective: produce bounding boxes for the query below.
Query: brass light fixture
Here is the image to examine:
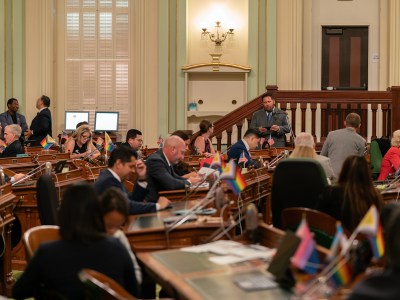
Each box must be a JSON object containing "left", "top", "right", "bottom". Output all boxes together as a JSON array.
[{"left": 201, "top": 21, "right": 234, "bottom": 63}]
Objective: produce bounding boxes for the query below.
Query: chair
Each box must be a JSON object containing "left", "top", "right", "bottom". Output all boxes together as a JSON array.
[
  {"left": 369, "top": 139, "right": 383, "bottom": 180},
  {"left": 79, "top": 269, "right": 137, "bottom": 300},
  {"left": 281, "top": 207, "right": 348, "bottom": 248},
  {"left": 36, "top": 173, "right": 59, "bottom": 225},
  {"left": 271, "top": 158, "right": 328, "bottom": 229},
  {"left": 23, "top": 225, "right": 60, "bottom": 260}
]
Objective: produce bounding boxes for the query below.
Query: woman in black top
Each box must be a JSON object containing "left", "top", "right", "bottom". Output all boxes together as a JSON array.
[
  {"left": 65, "top": 124, "right": 100, "bottom": 159},
  {"left": 13, "top": 183, "right": 138, "bottom": 299},
  {"left": 316, "top": 155, "right": 383, "bottom": 231}
]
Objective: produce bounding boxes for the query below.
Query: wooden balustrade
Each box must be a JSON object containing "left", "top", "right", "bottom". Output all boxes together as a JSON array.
[{"left": 209, "top": 86, "right": 400, "bottom": 151}]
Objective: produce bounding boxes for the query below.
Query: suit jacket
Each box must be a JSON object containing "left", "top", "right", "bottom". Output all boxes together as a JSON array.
[
  {"left": 348, "top": 268, "right": 400, "bottom": 300},
  {"left": 0, "top": 111, "right": 28, "bottom": 138},
  {"left": 316, "top": 154, "right": 336, "bottom": 182},
  {"left": 320, "top": 127, "right": 366, "bottom": 178},
  {"left": 249, "top": 107, "right": 290, "bottom": 147},
  {"left": 0, "top": 140, "right": 24, "bottom": 158},
  {"left": 29, "top": 108, "right": 52, "bottom": 146},
  {"left": 228, "top": 139, "right": 258, "bottom": 168},
  {"left": 146, "top": 150, "right": 187, "bottom": 202},
  {"left": 94, "top": 169, "right": 157, "bottom": 214}
]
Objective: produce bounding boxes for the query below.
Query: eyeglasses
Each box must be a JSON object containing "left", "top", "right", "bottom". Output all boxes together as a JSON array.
[
  {"left": 135, "top": 139, "right": 143, "bottom": 143},
  {"left": 82, "top": 134, "right": 91, "bottom": 140}
]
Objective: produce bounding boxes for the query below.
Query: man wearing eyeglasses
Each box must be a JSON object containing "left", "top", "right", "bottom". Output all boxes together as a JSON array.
[{"left": 121, "top": 129, "right": 143, "bottom": 159}]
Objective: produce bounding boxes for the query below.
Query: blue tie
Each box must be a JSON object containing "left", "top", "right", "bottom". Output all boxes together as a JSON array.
[{"left": 267, "top": 112, "right": 272, "bottom": 124}]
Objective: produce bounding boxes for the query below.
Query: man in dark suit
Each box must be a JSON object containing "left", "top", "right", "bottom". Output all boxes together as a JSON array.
[
  {"left": 120, "top": 129, "right": 143, "bottom": 159},
  {"left": 0, "top": 124, "right": 24, "bottom": 157},
  {"left": 0, "top": 98, "right": 28, "bottom": 140},
  {"left": 228, "top": 128, "right": 261, "bottom": 168},
  {"left": 146, "top": 135, "right": 202, "bottom": 202},
  {"left": 94, "top": 147, "right": 170, "bottom": 214},
  {"left": 250, "top": 93, "right": 290, "bottom": 148},
  {"left": 24, "top": 95, "right": 52, "bottom": 146}
]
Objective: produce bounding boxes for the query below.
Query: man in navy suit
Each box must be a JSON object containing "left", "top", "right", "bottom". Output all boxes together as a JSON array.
[
  {"left": 250, "top": 93, "right": 290, "bottom": 148},
  {"left": 95, "top": 147, "right": 170, "bottom": 214},
  {"left": 0, "top": 124, "right": 24, "bottom": 157},
  {"left": 24, "top": 95, "right": 52, "bottom": 146},
  {"left": 146, "top": 135, "right": 202, "bottom": 202},
  {"left": 228, "top": 128, "right": 261, "bottom": 168}
]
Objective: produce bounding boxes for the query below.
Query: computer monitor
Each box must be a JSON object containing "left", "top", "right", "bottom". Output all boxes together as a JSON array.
[
  {"left": 94, "top": 111, "right": 119, "bottom": 132},
  {"left": 65, "top": 111, "right": 89, "bottom": 131}
]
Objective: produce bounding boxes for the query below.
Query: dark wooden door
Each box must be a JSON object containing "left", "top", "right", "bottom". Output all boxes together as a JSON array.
[{"left": 321, "top": 26, "right": 368, "bottom": 90}]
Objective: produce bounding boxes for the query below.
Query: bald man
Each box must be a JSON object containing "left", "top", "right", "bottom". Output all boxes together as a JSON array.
[{"left": 145, "top": 136, "right": 201, "bottom": 202}]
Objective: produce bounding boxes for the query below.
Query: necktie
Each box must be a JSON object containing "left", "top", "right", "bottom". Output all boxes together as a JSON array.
[{"left": 267, "top": 112, "right": 272, "bottom": 124}]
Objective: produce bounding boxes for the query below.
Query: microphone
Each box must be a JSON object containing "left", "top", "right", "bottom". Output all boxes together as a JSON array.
[
  {"left": 0, "top": 167, "right": 5, "bottom": 185},
  {"left": 245, "top": 203, "right": 259, "bottom": 244},
  {"left": 164, "top": 177, "right": 221, "bottom": 233},
  {"left": 395, "top": 167, "right": 400, "bottom": 178},
  {"left": 284, "top": 149, "right": 290, "bottom": 158},
  {"left": 45, "top": 162, "right": 52, "bottom": 175},
  {"left": 214, "top": 186, "right": 225, "bottom": 210}
]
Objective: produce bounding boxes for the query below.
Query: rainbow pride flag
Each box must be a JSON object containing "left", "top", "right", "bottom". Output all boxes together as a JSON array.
[
  {"left": 355, "top": 205, "right": 385, "bottom": 259},
  {"left": 368, "top": 222, "right": 385, "bottom": 259},
  {"left": 327, "top": 222, "right": 352, "bottom": 287},
  {"left": 330, "top": 257, "right": 352, "bottom": 288},
  {"left": 40, "top": 135, "right": 56, "bottom": 150},
  {"left": 292, "top": 218, "right": 320, "bottom": 274},
  {"left": 224, "top": 166, "right": 247, "bottom": 195},
  {"left": 355, "top": 205, "right": 379, "bottom": 236},
  {"left": 210, "top": 152, "right": 222, "bottom": 169},
  {"left": 219, "top": 159, "right": 236, "bottom": 180},
  {"left": 104, "top": 131, "right": 114, "bottom": 152}
]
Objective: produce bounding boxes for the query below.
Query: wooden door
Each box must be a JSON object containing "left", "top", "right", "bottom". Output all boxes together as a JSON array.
[{"left": 321, "top": 26, "right": 368, "bottom": 90}]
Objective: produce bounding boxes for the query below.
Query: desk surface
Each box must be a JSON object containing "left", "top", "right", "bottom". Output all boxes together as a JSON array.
[
  {"left": 125, "top": 201, "right": 226, "bottom": 252},
  {"left": 138, "top": 246, "right": 291, "bottom": 300}
]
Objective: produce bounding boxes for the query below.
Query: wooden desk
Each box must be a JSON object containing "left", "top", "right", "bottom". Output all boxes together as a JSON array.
[
  {"left": 160, "top": 167, "right": 272, "bottom": 223},
  {"left": 250, "top": 147, "right": 292, "bottom": 160},
  {"left": 137, "top": 223, "right": 329, "bottom": 300},
  {"left": 0, "top": 156, "right": 37, "bottom": 174},
  {"left": 125, "top": 201, "right": 226, "bottom": 253},
  {"left": 25, "top": 146, "right": 59, "bottom": 154},
  {"left": 0, "top": 184, "right": 16, "bottom": 297},
  {"left": 380, "top": 183, "right": 400, "bottom": 202}
]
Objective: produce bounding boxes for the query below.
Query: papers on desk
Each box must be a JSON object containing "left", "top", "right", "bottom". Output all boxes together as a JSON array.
[
  {"left": 181, "top": 240, "right": 276, "bottom": 265},
  {"left": 189, "top": 181, "right": 209, "bottom": 189},
  {"left": 198, "top": 167, "right": 216, "bottom": 177}
]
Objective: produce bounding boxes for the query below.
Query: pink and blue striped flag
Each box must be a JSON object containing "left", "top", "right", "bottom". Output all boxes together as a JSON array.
[{"left": 292, "top": 218, "right": 320, "bottom": 274}]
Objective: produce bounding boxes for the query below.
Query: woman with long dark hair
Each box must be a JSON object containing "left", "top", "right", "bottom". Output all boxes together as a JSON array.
[
  {"left": 316, "top": 155, "right": 383, "bottom": 231},
  {"left": 13, "top": 183, "right": 138, "bottom": 299}
]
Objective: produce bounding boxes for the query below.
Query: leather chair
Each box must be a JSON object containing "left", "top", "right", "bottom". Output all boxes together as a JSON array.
[
  {"left": 281, "top": 207, "right": 349, "bottom": 248},
  {"left": 79, "top": 268, "right": 137, "bottom": 300},
  {"left": 23, "top": 225, "right": 60, "bottom": 260},
  {"left": 271, "top": 158, "right": 328, "bottom": 229},
  {"left": 36, "top": 174, "right": 59, "bottom": 225}
]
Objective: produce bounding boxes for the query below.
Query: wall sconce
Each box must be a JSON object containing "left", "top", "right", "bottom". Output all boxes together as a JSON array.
[{"left": 201, "top": 21, "right": 234, "bottom": 63}]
